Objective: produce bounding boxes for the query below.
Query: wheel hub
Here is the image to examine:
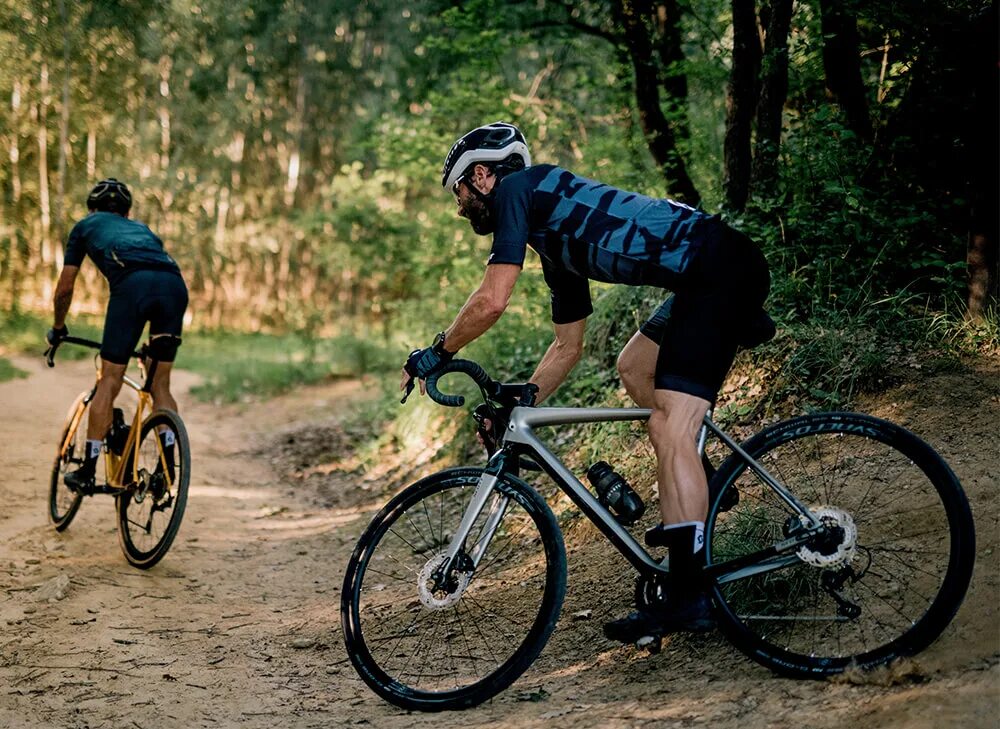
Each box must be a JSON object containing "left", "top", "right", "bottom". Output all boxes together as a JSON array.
[
  {"left": 417, "top": 551, "right": 472, "bottom": 610},
  {"left": 797, "top": 507, "right": 857, "bottom": 568}
]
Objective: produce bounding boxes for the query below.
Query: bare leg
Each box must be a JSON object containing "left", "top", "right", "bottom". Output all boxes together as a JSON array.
[
  {"left": 647, "top": 389, "right": 711, "bottom": 525},
  {"left": 617, "top": 330, "right": 659, "bottom": 408},
  {"left": 149, "top": 360, "right": 177, "bottom": 413},
  {"left": 87, "top": 360, "right": 127, "bottom": 441}
]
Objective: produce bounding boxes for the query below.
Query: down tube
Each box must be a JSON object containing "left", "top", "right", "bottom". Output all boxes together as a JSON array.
[{"left": 524, "top": 439, "right": 665, "bottom": 575}]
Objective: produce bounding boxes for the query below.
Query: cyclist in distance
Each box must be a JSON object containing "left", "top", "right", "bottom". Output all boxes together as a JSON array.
[
  {"left": 47, "top": 178, "right": 189, "bottom": 493},
  {"left": 401, "top": 122, "right": 771, "bottom": 643}
]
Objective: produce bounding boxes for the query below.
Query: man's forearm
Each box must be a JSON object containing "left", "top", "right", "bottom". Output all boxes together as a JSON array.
[
  {"left": 53, "top": 286, "right": 73, "bottom": 328},
  {"left": 444, "top": 290, "right": 505, "bottom": 352},
  {"left": 52, "top": 266, "right": 79, "bottom": 328},
  {"left": 529, "top": 338, "right": 583, "bottom": 402}
]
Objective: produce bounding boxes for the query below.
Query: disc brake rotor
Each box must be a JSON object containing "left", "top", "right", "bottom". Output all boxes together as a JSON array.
[
  {"left": 797, "top": 507, "right": 857, "bottom": 568},
  {"left": 417, "top": 551, "right": 472, "bottom": 610}
]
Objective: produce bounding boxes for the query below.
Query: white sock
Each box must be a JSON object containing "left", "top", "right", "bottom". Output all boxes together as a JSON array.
[
  {"left": 664, "top": 520, "right": 705, "bottom": 553},
  {"left": 86, "top": 439, "right": 102, "bottom": 459},
  {"left": 693, "top": 522, "right": 705, "bottom": 554},
  {"left": 160, "top": 430, "right": 176, "bottom": 447}
]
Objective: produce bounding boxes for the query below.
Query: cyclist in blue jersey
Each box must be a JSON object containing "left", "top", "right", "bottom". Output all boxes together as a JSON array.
[
  {"left": 46, "top": 178, "right": 189, "bottom": 493},
  {"left": 401, "top": 122, "right": 771, "bottom": 643}
]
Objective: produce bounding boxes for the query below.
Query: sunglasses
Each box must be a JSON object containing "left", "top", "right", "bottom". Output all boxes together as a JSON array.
[{"left": 451, "top": 173, "right": 469, "bottom": 198}]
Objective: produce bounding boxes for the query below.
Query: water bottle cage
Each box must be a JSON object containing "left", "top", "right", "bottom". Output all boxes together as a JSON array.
[
  {"left": 589, "top": 463, "right": 646, "bottom": 526},
  {"left": 107, "top": 408, "right": 130, "bottom": 455}
]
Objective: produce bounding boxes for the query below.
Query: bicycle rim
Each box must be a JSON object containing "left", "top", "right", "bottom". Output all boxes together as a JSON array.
[
  {"left": 342, "top": 468, "right": 566, "bottom": 711},
  {"left": 707, "top": 412, "right": 975, "bottom": 677},
  {"left": 117, "top": 409, "right": 190, "bottom": 569}
]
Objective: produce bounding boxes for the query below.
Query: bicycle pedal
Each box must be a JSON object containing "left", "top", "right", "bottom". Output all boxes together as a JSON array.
[{"left": 636, "top": 634, "right": 662, "bottom": 653}]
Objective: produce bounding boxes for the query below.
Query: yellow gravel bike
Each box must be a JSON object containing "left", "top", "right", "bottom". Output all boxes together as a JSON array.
[{"left": 46, "top": 336, "right": 190, "bottom": 568}]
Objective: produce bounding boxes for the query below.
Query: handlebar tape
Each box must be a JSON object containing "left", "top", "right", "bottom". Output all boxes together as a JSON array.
[{"left": 424, "top": 359, "right": 497, "bottom": 407}]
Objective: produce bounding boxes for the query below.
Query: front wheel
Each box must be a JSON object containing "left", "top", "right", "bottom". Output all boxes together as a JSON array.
[
  {"left": 706, "top": 412, "right": 975, "bottom": 677},
  {"left": 49, "top": 391, "right": 90, "bottom": 531},
  {"left": 116, "top": 409, "right": 190, "bottom": 569},
  {"left": 342, "top": 467, "right": 567, "bottom": 711}
]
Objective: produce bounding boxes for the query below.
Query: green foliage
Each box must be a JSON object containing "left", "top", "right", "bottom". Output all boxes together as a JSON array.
[
  {"left": 183, "top": 330, "right": 397, "bottom": 403},
  {"left": 0, "top": 312, "right": 104, "bottom": 361},
  {"left": 0, "top": 357, "right": 27, "bottom": 382},
  {"left": 731, "top": 110, "right": 968, "bottom": 320}
]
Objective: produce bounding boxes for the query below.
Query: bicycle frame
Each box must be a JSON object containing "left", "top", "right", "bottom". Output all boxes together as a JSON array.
[
  {"left": 439, "top": 405, "right": 826, "bottom": 587},
  {"left": 58, "top": 359, "right": 170, "bottom": 491}
]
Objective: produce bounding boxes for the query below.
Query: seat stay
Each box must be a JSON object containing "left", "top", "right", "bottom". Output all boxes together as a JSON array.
[{"left": 701, "top": 418, "right": 821, "bottom": 528}]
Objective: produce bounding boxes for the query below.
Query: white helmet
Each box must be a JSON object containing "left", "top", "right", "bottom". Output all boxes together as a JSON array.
[{"left": 441, "top": 121, "right": 531, "bottom": 190}]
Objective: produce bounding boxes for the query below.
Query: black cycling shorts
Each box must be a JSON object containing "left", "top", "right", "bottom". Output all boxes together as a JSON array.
[
  {"left": 102, "top": 269, "right": 189, "bottom": 365},
  {"left": 638, "top": 224, "right": 770, "bottom": 402}
]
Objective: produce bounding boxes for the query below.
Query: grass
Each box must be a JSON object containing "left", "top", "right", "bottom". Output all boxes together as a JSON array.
[
  {"left": 0, "top": 309, "right": 399, "bottom": 403},
  {"left": 181, "top": 330, "right": 397, "bottom": 403},
  {"left": 0, "top": 357, "right": 28, "bottom": 382}
]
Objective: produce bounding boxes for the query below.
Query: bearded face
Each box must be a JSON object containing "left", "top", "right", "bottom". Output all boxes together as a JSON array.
[{"left": 456, "top": 184, "right": 495, "bottom": 235}]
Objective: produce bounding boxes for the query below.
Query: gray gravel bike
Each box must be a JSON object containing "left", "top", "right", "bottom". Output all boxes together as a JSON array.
[{"left": 342, "top": 359, "right": 975, "bottom": 711}]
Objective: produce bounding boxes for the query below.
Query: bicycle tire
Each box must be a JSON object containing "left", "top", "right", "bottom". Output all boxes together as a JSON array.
[
  {"left": 116, "top": 409, "right": 190, "bottom": 569},
  {"left": 706, "top": 412, "right": 975, "bottom": 677},
  {"left": 49, "top": 391, "right": 89, "bottom": 531},
  {"left": 342, "top": 467, "right": 567, "bottom": 711}
]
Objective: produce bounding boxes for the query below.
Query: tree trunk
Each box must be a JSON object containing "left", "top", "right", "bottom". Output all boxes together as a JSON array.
[
  {"left": 723, "top": 0, "right": 761, "bottom": 211},
  {"left": 652, "top": 0, "right": 690, "bottom": 148},
  {"left": 54, "top": 0, "right": 72, "bottom": 246},
  {"left": 37, "top": 63, "right": 53, "bottom": 273},
  {"left": 9, "top": 80, "right": 24, "bottom": 310},
  {"left": 615, "top": 0, "right": 700, "bottom": 204},
  {"left": 158, "top": 55, "right": 172, "bottom": 171},
  {"left": 819, "top": 0, "right": 872, "bottom": 140},
  {"left": 285, "top": 43, "right": 308, "bottom": 208},
  {"left": 966, "top": 3, "right": 999, "bottom": 319},
  {"left": 750, "top": 0, "right": 793, "bottom": 199}
]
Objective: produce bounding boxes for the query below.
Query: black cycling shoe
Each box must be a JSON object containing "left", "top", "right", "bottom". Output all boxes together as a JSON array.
[
  {"left": 64, "top": 466, "right": 96, "bottom": 495},
  {"left": 603, "top": 593, "right": 716, "bottom": 644}
]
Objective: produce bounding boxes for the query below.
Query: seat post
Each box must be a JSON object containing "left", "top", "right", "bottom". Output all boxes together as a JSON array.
[{"left": 142, "top": 357, "right": 159, "bottom": 393}]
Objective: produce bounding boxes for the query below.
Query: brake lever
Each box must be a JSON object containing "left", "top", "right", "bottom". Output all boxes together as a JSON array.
[{"left": 400, "top": 378, "right": 415, "bottom": 404}]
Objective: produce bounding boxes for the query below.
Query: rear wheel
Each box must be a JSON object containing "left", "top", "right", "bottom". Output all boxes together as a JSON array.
[
  {"left": 49, "top": 391, "right": 89, "bottom": 531},
  {"left": 116, "top": 409, "right": 190, "bottom": 569},
  {"left": 707, "top": 412, "right": 975, "bottom": 677},
  {"left": 342, "top": 467, "right": 566, "bottom": 711}
]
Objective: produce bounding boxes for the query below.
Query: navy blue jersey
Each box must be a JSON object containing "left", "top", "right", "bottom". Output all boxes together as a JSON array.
[
  {"left": 64, "top": 212, "right": 181, "bottom": 288},
  {"left": 488, "top": 165, "right": 720, "bottom": 323}
]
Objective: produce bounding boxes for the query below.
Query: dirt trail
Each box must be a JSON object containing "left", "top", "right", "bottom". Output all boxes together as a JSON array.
[{"left": 0, "top": 353, "right": 997, "bottom": 728}]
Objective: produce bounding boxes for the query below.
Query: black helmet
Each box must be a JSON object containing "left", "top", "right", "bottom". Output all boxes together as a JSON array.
[
  {"left": 442, "top": 121, "right": 531, "bottom": 190},
  {"left": 87, "top": 178, "right": 132, "bottom": 214}
]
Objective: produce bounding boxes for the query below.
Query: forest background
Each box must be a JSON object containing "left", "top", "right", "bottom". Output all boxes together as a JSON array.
[{"left": 0, "top": 0, "right": 997, "bottom": 422}]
